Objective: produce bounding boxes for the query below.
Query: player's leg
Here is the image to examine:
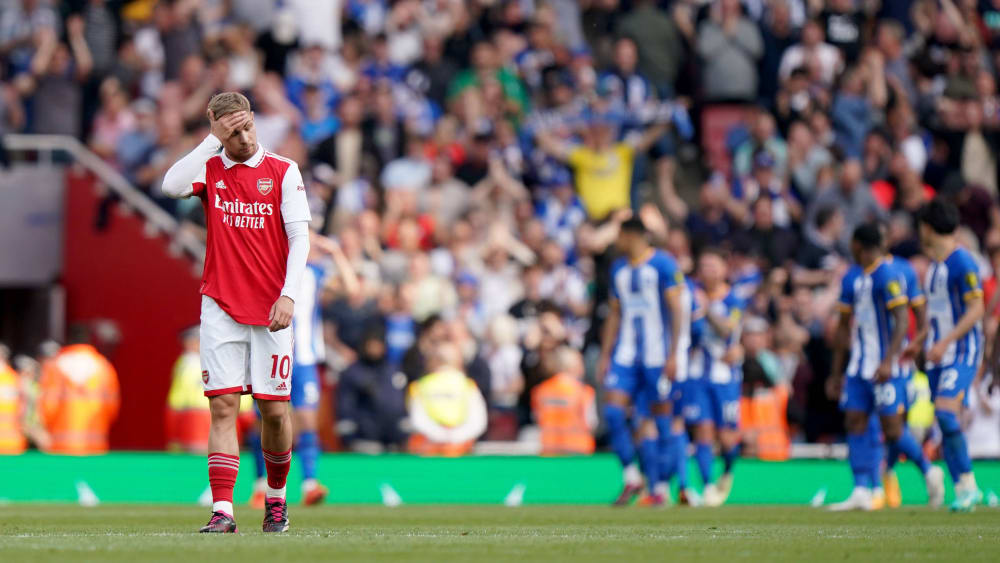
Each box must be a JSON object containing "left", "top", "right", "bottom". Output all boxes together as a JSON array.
[
  {"left": 605, "top": 363, "right": 641, "bottom": 505},
  {"left": 198, "top": 297, "right": 248, "bottom": 532},
  {"left": 633, "top": 367, "right": 666, "bottom": 503},
  {"left": 932, "top": 365, "right": 978, "bottom": 511},
  {"left": 247, "top": 414, "right": 266, "bottom": 508},
  {"left": 251, "top": 325, "right": 294, "bottom": 531},
  {"left": 865, "top": 416, "right": 886, "bottom": 510},
  {"left": 877, "top": 378, "right": 944, "bottom": 508},
  {"left": 830, "top": 377, "right": 875, "bottom": 511},
  {"left": 710, "top": 380, "right": 741, "bottom": 506},
  {"left": 291, "top": 364, "right": 327, "bottom": 505},
  {"left": 202, "top": 393, "right": 242, "bottom": 532}
]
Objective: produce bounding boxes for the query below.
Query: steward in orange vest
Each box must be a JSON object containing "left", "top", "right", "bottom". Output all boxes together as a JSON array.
[
  {"left": 531, "top": 347, "right": 597, "bottom": 455},
  {"left": 39, "top": 335, "right": 120, "bottom": 455}
]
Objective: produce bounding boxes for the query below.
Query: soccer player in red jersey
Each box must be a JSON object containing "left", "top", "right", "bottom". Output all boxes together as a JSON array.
[{"left": 162, "top": 92, "right": 311, "bottom": 533}]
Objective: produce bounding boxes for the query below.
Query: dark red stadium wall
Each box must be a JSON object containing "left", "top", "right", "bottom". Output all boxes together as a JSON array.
[{"left": 62, "top": 171, "right": 201, "bottom": 449}]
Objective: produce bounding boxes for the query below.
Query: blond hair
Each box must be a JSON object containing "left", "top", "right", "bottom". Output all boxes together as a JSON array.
[{"left": 207, "top": 91, "right": 251, "bottom": 120}]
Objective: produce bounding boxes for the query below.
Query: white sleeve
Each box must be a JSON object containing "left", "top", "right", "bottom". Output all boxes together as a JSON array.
[
  {"left": 161, "top": 134, "right": 221, "bottom": 198},
  {"left": 280, "top": 162, "right": 312, "bottom": 223},
  {"left": 280, "top": 221, "right": 310, "bottom": 301}
]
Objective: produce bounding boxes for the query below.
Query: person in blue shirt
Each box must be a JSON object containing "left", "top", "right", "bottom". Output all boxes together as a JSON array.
[
  {"left": 685, "top": 248, "right": 746, "bottom": 507},
  {"left": 827, "top": 223, "right": 942, "bottom": 511},
  {"left": 917, "top": 198, "right": 985, "bottom": 511},
  {"left": 655, "top": 276, "right": 703, "bottom": 506},
  {"left": 599, "top": 218, "right": 688, "bottom": 507},
  {"left": 883, "top": 253, "right": 938, "bottom": 506}
]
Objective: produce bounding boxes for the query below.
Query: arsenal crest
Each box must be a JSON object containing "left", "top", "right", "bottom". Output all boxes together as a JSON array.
[
  {"left": 257, "top": 177, "right": 273, "bottom": 195},
  {"left": 202, "top": 370, "right": 210, "bottom": 384}
]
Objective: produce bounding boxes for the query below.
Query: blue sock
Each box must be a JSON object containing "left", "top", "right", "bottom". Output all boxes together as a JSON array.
[
  {"left": 847, "top": 433, "right": 872, "bottom": 489},
  {"left": 722, "top": 445, "right": 739, "bottom": 474},
  {"left": 298, "top": 430, "right": 320, "bottom": 481},
  {"left": 886, "top": 441, "right": 900, "bottom": 471},
  {"left": 639, "top": 438, "right": 660, "bottom": 493},
  {"left": 249, "top": 431, "right": 265, "bottom": 479},
  {"left": 605, "top": 404, "right": 635, "bottom": 468},
  {"left": 891, "top": 427, "right": 930, "bottom": 474},
  {"left": 673, "top": 428, "right": 690, "bottom": 490},
  {"left": 655, "top": 416, "right": 674, "bottom": 482},
  {"left": 937, "top": 410, "right": 972, "bottom": 482},
  {"left": 695, "top": 442, "right": 714, "bottom": 485}
]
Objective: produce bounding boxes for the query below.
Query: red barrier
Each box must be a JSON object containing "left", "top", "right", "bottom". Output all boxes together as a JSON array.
[{"left": 62, "top": 171, "right": 201, "bottom": 449}]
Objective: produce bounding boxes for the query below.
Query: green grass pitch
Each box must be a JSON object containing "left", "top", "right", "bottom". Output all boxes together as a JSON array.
[{"left": 2, "top": 505, "right": 998, "bottom": 562}]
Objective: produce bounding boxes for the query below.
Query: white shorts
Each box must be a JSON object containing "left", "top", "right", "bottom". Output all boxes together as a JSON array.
[{"left": 200, "top": 295, "right": 292, "bottom": 401}]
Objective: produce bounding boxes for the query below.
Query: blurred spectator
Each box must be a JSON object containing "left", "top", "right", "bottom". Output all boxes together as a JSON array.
[
  {"left": 615, "top": 0, "right": 683, "bottom": 95},
  {"left": 38, "top": 325, "right": 119, "bottom": 455},
  {"left": 165, "top": 326, "right": 210, "bottom": 453},
  {"left": 484, "top": 315, "right": 523, "bottom": 440},
  {"left": 406, "top": 341, "right": 487, "bottom": 455},
  {"left": 0, "top": 344, "right": 25, "bottom": 454},
  {"left": 12, "top": 354, "right": 48, "bottom": 450},
  {"left": 336, "top": 325, "right": 408, "bottom": 451},
  {"left": 531, "top": 346, "right": 596, "bottom": 455},
  {"left": 697, "top": 0, "right": 764, "bottom": 102}
]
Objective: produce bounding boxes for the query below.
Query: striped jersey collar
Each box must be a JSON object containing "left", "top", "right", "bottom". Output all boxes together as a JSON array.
[{"left": 220, "top": 144, "right": 266, "bottom": 169}]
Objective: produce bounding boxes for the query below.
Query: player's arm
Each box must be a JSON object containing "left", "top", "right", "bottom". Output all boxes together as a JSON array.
[
  {"left": 928, "top": 266, "right": 985, "bottom": 363},
  {"left": 664, "top": 286, "right": 684, "bottom": 380},
  {"left": 902, "top": 298, "right": 927, "bottom": 362},
  {"left": 534, "top": 129, "right": 574, "bottom": 162},
  {"left": 827, "top": 307, "right": 852, "bottom": 400},
  {"left": 876, "top": 299, "right": 909, "bottom": 383},
  {"left": 270, "top": 163, "right": 313, "bottom": 332},
  {"left": 928, "top": 295, "right": 984, "bottom": 363},
  {"left": 311, "top": 233, "right": 362, "bottom": 299},
  {"left": 706, "top": 305, "right": 738, "bottom": 340},
  {"left": 161, "top": 110, "right": 248, "bottom": 198},
  {"left": 598, "top": 297, "right": 621, "bottom": 382}
]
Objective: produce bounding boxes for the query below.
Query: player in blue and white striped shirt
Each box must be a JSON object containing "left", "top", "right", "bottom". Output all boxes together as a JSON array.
[
  {"left": 828, "top": 223, "right": 942, "bottom": 511},
  {"left": 918, "top": 199, "right": 985, "bottom": 511},
  {"left": 599, "top": 218, "right": 688, "bottom": 507}
]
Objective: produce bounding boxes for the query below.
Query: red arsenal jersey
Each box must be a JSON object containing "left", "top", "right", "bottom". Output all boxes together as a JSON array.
[{"left": 192, "top": 145, "right": 311, "bottom": 326}]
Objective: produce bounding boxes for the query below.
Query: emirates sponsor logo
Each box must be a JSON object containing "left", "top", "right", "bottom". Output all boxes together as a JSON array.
[
  {"left": 214, "top": 194, "right": 274, "bottom": 229},
  {"left": 257, "top": 177, "right": 273, "bottom": 195}
]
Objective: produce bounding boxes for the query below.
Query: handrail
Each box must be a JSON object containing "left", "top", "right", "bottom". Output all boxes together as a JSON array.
[{"left": 3, "top": 134, "right": 205, "bottom": 262}]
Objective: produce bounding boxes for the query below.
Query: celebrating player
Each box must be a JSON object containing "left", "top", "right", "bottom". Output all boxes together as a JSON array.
[
  {"left": 162, "top": 92, "right": 311, "bottom": 533},
  {"left": 688, "top": 249, "right": 745, "bottom": 507},
  {"left": 917, "top": 198, "right": 985, "bottom": 511},
  {"left": 828, "top": 223, "right": 943, "bottom": 511},
  {"left": 598, "top": 218, "right": 688, "bottom": 507}
]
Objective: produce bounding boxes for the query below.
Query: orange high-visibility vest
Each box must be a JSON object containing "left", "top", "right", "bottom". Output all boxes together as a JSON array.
[
  {"left": 39, "top": 344, "right": 120, "bottom": 455},
  {"left": 532, "top": 373, "right": 596, "bottom": 455},
  {"left": 0, "top": 364, "right": 25, "bottom": 454},
  {"left": 740, "top": 385, "right": 790, "bottom": 461}
]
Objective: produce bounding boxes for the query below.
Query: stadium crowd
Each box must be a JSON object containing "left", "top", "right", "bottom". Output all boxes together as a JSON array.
[{"left": 3, "top": 0, "right": 1000, "bottom": 457}]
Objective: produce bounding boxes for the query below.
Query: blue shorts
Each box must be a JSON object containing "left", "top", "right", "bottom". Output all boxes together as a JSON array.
[
  {"left": 840, "top": 375, "right": 907, "bottom": 417},
  {"left": 678, "top": 378, "right": 710, "bottom": 425},
  {"left": 926, "top": 363, "right": 976, "bottom": 404},
  {"left": 709, "top": 381, "right": 741, "bottom": 429},
  {"left": 290, "top": 364, "right": 320, "bottom": 410},
  {"left": 606, "top": 362, "right": 669, "bottom": 415}
]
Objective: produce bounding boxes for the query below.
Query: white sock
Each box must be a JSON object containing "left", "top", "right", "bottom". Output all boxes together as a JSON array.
[
  {"left": 213, "top": 501, "right": 234, "bottom": 517},
  {"left": 959, "top": 472, "right": 977, "bottom": 493},
  {"left": 254, "top": 477, "right": 267, "bottom": 492},
  {"left": 266, "top": 485, "right": 287, "bottom": 500},
  {"left": 623, "top": 463, "right": 642, "bottom": 486},
  {"left": 653, "top": 481, "right": 669, "bottom": 496},
  {"left": 302, "top": 478, "right": 318, "bottom": 492}
]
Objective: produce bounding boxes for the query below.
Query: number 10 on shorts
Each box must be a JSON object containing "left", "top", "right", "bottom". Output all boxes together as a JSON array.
[{"left": 270, "top": 355, "right": 291, "bottom": 379}]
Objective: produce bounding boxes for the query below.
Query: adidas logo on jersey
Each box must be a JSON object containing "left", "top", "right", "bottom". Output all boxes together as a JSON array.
[
  {"left": 215, "top": 180, "right": 226, "bottom": 190},
  {"left": 275, "top": 382, "right": 287, "bottom": 391}
]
